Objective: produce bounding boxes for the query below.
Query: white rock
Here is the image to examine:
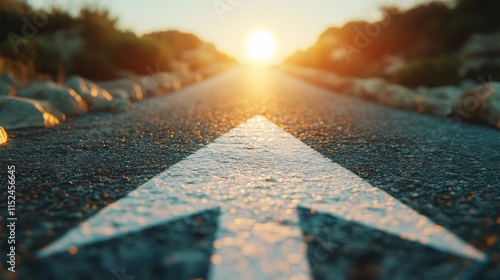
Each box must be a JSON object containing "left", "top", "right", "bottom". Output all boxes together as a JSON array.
[
  {"left": 178, "top": 72, "right": 204, "bottom": 85},
  {"left": 0, "top": 74, "right": 19, "bottom": 97},
  {"left": 415, "top": 96, "right": 453, "bottom": 116},
  {"left": 379, "top": 85, "right": 416, "bottom": 110},
  {"left": 156, "top": 72, "right": 181, "bottom": 92},
  {"left": 310, "top": 70, "right": 334, "bottom": 86},
  {"left": 66, "top": 76, "right": 128, "bottom": 112},
  {"left": 0, "top": 73, "right": 17, "bottom": 85},
  {"left": 357, "top": 78, "right": 389, "bottom": 100},
  {"left": 460, "top": 80, "right": 478, "bottom": 91},
  {"left": 110, "top": 95, "right": 130, "bottom": 112},
  {"left": 382, "top": 56, "right": 406, "bottom": 76},
  {"left": 338, "top": 78, "right": 363, "bottom": 97},
  {"left": 135, "top": 76, "right": 159, "bottom": 97},
  {"left": 18, "top": 82, "right": 88, "bottom": 116},
  {"left": 172, "top": 61, "right": 190, "bottom": 75},
  {"left": 0, "top": 126, "right": 7, "bottom": 145},
  {"left": 287, "top": 66, "right": 326, "bottom": 83},
  {"left": 136, "top": 73, "right": 180, "bottom": 97},
  {"left": 282, "top": 66, "right": 390, "bottom": 102},
  {"left": 453, "top": 82, "right": 500, "bottom": 128},
  {"left": 0, "top": 83, "right": 16, "bottom": 96},
  {"left": 0, "top": 97, "right": 65, "bottom": 129},
  {"left": 426, "top": 86, "right": 463, "bottom": 101},
  {"left": 97, "top": 79, "right": 144, "bottom": 102}
]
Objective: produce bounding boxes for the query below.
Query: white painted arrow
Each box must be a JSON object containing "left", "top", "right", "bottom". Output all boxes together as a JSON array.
[{"left": 37, "top": 115, "right": 486, "bottom": 279}]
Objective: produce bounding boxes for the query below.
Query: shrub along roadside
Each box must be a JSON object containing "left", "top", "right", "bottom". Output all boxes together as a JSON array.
[
  {"left": 68, "top": 7, "right": 173, "bottom": 81},
  {"left": 391, "top": 56, "right": 461, "bottom": 88},
  {"left": 106, "top": 33, "right": 172, "bottom": 75},
  {"left": 71, "top": 48, "right": 120, "bottom": 81},
  {"left": 284, "top": 0, "right": 500, "bottom": 88},
  {"left": 0, "top": 1, "right": 236, "bottom": 82}
]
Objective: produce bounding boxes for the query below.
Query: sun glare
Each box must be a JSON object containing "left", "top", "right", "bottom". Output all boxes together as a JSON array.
[{"left": 246, "top": 31, "right": 276, "bottom": 63}]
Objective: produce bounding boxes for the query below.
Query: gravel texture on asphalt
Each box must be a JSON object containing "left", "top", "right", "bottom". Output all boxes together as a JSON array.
[
  {"left": 0, "top": 67, "right": 499, "bottom": 279},
  {"left": 298, "top": 207, "right": 479, "bottom": 280},
  {"left": 34, "top": 209, "right": 219, "bottom": 280}
]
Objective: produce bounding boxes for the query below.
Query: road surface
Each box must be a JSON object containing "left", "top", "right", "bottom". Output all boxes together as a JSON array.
[{"left": 1, "top": 67, "right": 499, "bottom": 279}]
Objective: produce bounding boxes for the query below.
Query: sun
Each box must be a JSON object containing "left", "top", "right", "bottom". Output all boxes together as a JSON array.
[{"left": 246, "top": 31, "right": 276, "bottom": 62}]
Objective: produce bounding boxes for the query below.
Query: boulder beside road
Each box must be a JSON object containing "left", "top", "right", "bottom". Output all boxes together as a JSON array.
[
  {"left": 453, "top": 82, "right": 500, "bottom": 128},
  {"left": 326, "top": 77, "right": 360, "bottom": 96},
  {"left": 18, "top": 82, "right": 88, "bottom": 116},
  {"left": 137, "top": 72, "right": 182, "bottom": 97},
  {"left": 0, "top": 96, "right": 65, "bottom": 129},
  {"left": 0, "top": 73, "right": 18, "bottom": 86},
  {"left": 415, "top": 96, "right": 452, "bottom": 116},
  {"left": 279, "top": 65, "right": 500, "bottom": 128},
  {"left": 425, "top": 86, "right": 463, "bottom": 101},
  {"left": 66, "top": 76, "right": 129, "bottom": 112},
  {"left": 379, "top": 84, "right": 416, "bottom": 110},
  {"left": 97, "top": 79, "right": 145, "bottom": 102},
  {"left": 415, "top": 86, "right": 463, "bottom": 116},
  {"left": 0, "top": 83, "right": 16, "bottom": 96},
  {"left": 0, "top": 73, "right": 19, "bottom": 97},
  {"left": 357, "top": 78, "right": 389, "bottom": 101},
  {"left": 0, "top": 126, "right": 7, "bottom": 145},
  {"left": 0, "top": 66, "right": 231, "bottom": 130}
]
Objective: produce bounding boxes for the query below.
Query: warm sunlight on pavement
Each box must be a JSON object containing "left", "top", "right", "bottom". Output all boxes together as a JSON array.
[{"left": 3, "top": 0, "right": 499, "bottom": 279}]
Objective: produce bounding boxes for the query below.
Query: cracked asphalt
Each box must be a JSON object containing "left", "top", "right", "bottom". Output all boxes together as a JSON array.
[{"left": 0, "top": 67, "right": 499, "bottom": 279}]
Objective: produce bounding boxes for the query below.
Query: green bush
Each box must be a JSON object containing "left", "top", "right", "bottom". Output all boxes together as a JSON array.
[
  {"left": 0, "top": 1, "right": 232, "bottom": 81},
  {"left": 286, "top": 0, "right": 500, "bottom": 86},
  {"left": 145, "top": 30, "right": 238, "bottom": 71},
  {"left": 0, "top": 0, "right": 31, "bottom": 39},
  {"left": 70, "top": 7, "right": 175, "bottom": 79},
  {"left": 79, "top": 7, "right": 117, "bottom": 50},
  {"left": 106, "top": 32, "right": 172, "bottom": 75},
  {"left": 452, "top": 0, "right": 500, "bottom": 34},
  {"left": 39, "top": 9, "right": 78, "bottom": 34},
  {"left": 31, "top": 39, "right": 61, "bottom": 77},
  {"left": 0, "top": 38, "right": 62, "bottom": 79},
  {"left": 145, "top": 31, "right": 202, "bottom": 60},
  {"left": 391, "top": 56, "right": 461, "bottom": 88},
  {"left": 71, "top": 48, "right": 119, "bottom": 81}
]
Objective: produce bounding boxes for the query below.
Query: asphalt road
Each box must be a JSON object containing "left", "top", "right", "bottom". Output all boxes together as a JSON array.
[{"left": 1, "top": 67, "right": 499, "bottom": 279}]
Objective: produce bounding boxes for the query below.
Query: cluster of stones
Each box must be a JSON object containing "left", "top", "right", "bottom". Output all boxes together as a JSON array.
[
  {"left": 0, "top": 64, "right": 231, "bottom": 145},
  {"left": 280, "top": 65, "right": 500, "bottom": 129}
]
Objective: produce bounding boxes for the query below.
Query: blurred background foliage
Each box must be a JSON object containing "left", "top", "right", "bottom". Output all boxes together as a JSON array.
[
  {"left": 144, "top": 30, "right": 238, "bottom": 71},
  {"left": 0, "top": 0, "right": 235, "bottom": 82},
  {"left": 285, "top": 0, "right": 500, "bottom": 87},
  {"left": 2, "top": 0, "right": 499, "bottom": 86},
  {"left": 390, "top": 56, "right": 461, "bottom": 88}
]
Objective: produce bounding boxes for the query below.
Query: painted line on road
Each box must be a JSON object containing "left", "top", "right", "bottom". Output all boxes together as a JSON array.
[{"left": 37, "top": 115, "right": 486, "bottom": 279}]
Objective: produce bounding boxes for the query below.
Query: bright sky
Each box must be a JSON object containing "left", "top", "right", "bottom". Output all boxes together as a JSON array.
[{"left": 29, "top": 0, "right": 432, "bottom": 65}]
